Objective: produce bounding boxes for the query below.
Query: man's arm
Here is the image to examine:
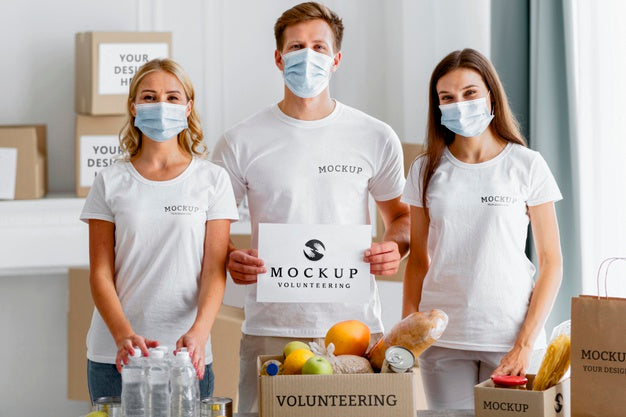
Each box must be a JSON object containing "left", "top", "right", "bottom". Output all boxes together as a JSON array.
[{"left": 364, "top": 196, "right": 411, "bottom": 276}]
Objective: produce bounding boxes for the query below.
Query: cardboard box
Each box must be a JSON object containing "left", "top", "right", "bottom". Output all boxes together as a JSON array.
[
  {"left": 374, "top": 142, "right": 424, "bottom": 282},
  {"left": 257, "top": 355, "right": 416, "bottom": 417},
  {"left": 211, "top": 304, "right": 244, "bottom": 412},
  {"left": 474, "top": 375, "right": 570, "bottom": 417},
  {"left": 67, "top": 268, "right": 93, "bottom": 401},
  {"left": 75, "top": 114, "right": 126, "bottom": 197},
  {"left": 75, "top": 31, "right": 172, "bottom": 115},
  {"left": 0, "top": 125, "right": 46, "bottom": 200}
]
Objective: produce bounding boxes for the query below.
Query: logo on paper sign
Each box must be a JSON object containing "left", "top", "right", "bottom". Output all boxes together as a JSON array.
[
  {"left": 554, "top": 393, "right": 563, "bottom": 413},
  {"left": 303, "top": 239, "right": 325, "bottom": 261}
]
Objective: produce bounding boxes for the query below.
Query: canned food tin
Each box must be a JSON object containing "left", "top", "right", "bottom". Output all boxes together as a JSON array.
[
  {"left": 93, "top": 396, "right": 121, "bottom": 417},
  {"left": 201, "top": 396, "right": 233, "bottom": 417},
  {"left": 381, "top": 346, "right": 415, "bottom": 373}
]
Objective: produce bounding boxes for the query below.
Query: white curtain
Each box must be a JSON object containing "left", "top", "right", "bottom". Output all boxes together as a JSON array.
[{"left": 565, "top": 0, "right": 626, "bottom": 296}]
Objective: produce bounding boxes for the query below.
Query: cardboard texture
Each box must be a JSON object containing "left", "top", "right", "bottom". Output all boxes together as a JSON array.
[
  {"left": 67, "top": 268, "right": 93, "bottom": 402},
  {"left": 571, "top": 294, "right": 626, "bottom": 417},
  {"left": 257, "top": 355, "right": 416, "bottom": 417},
  {"left": 75, "top": 114, "right": 126, "bottom": 197},
  {"left": 0, "top": 125, "right": 47, "bottom": 199},
  {"left": 375, "top": 142, "right": 424, "bottom": 282},
  {"left": 75, "top": 32, "right": 172, "bottom": 115},
  {"left": 474, "top": 375, "right": 570, "bottom": 417},
  {"left": 211, "top": 304, "right": 244, "bottom": 412}
]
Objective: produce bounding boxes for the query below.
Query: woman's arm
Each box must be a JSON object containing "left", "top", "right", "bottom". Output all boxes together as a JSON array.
[
  {"left": 88, "top": 219, "right": 157, "bottom": 371},
  {"left": 402, "top": 205, "right": 430, "bottom": 318},
  {"left": 176, "top": 219, "right": 231, "bottom": 379},
  {"left": 493, "top": 201, "right": 563, "bottom": 376}
]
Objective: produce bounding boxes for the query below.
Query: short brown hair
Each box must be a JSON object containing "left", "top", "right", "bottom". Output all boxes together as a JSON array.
[{"left": 274, "top": 2, "right": 344, "bottom": 52}]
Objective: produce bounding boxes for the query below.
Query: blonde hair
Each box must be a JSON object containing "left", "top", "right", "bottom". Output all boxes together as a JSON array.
[
  {"left": 119, "top": 58, "right": 206, "bottom": 159},
  {"left": 274, "top": 2, "right": 344, "bottom": 52}
]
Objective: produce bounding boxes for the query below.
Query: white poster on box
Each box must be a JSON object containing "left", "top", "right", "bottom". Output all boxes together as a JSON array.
[
  {"left": 0, "top": 147, "right": 18, "bottom": 200},
  {"left": 257, "top": 223, "right": 371, "bottom": 303},
  {"left": 80, "top": 135, "right": 122, "bottom": 187},
  {"left": 98, "top": 43, "right": 169, "bottom": 95}
]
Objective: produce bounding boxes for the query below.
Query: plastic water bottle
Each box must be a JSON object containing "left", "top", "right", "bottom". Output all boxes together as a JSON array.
[
  {"left": 147, "top": 349, "right": 171, "bottom": 417},
  {"left": 122, "top": 348, "right": 147, "bottom": 417},
  {"left": 170, "top": 348, "right": 199, "bottom": 417}
]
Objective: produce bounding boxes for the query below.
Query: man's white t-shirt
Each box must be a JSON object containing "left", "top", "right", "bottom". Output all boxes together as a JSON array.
[
  {"left": 402, "top": 143, "right": 562, "bottom": 351},
  {"left": 211, "top": 101, "right": 406, "bottom": 337},
  {"left": 80, "top": 158, "right": 239, "bottom": 364}
]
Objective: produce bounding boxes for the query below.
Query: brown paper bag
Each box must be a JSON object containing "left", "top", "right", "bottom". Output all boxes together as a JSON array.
[{"left": 571, "top": 257, "right": 626, "bottom": 417}]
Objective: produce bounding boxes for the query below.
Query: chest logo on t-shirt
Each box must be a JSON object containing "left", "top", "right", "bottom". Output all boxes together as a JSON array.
[
  {"left": 163, "top": 204, "right": 201, "bottom": 215},
  {"left": 480, "top": 195, "right": 518, "bottom": 207},
  {"left": 318, "top": 163, "right": 363, "bottom": 175}
]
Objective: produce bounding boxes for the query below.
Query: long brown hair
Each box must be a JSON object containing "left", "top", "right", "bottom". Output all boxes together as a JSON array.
[
  {"left": 119, "top": 58, "right": 206, "bottom": 160},
  {"left": 421, "top": 48, "right": 526, "bottom": 208}
]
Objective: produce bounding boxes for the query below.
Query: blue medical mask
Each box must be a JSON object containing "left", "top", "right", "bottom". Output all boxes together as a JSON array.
[
  {"left": 282, "top": 48, "right": 335, "bottom": 98},
  {"left": 439, "top": 97, "right": 494, "bottom": 137},
  {"left": 134, "top": 102, "right": 189, "bottom": 142}
]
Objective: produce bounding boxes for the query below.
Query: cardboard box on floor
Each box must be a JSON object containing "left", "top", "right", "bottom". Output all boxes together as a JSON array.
[
  {"left": 257, "top": 355, "right": 416, "bottom": 417},
  {"left": 210, "top": 304, "right": 244, "bottom": 412},
  {"left": 0, "top": 125, "right": 47, "bottom": 199},
  {"left": 474, "top": 375, "right": 570, "bottom": 417},
  {"left": 67, "top": 268, "right": 92, "bottom": 401},
  {"left": 75, "top": 114, "right": 126, "bottom": 197},
  {"left": 375, "top": 141, "right": 424, "bottom": 282},
  {"left": 75, "top": 31, "right": 172, "bottom": 115}
]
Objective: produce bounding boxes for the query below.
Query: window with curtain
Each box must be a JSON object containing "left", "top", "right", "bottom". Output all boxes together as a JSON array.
[{"left": 569, "top": 0, "right": 626, "bottom": 296}]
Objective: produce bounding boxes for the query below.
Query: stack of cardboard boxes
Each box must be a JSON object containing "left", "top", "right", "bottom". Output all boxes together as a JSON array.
[{"left": 74, "top": 31, "right": 172, "bottom": 196}]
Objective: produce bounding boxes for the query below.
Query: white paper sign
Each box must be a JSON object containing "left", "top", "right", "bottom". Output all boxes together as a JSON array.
[
  {"left": 257, "top": 223, "right": 371, "bottom": 303},
  {"left": 0, "top": 147, "right": 18, "bottom": 199},
  {"left": 80, "top": 135, "right": 122, "bottom": 187},
  {"left": 98, "top": 42, "right": 169, "bottom": 95}
]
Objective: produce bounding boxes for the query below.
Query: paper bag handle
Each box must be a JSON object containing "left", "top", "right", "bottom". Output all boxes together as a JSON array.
[{"left": 596, "top": 257, "right": 626, "bottom": 298}]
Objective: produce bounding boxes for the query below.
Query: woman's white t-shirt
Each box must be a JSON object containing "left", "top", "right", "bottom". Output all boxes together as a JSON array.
[
  {"left": 402, "top": 143, "right": 562, "bottom": 351},
  {"left": 80, "top": 158, "right": 239, "bottom": 364},
  {"left": 211, "top": 101, "right": 406, "bottom": 337}
]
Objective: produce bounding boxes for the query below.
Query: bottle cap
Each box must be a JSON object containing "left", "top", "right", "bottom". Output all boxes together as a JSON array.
[
  {"left": 176, "top": 350, "right": 190, "bottom": 360},
  {"left": 266, "top": 362, "right": 280, "bottom": 376},
  {"left": 151, "top": 349, "right": 165, "bottom": 359},
  {"left": 132, "top": 348, "right": 142, "bottom": 358}
]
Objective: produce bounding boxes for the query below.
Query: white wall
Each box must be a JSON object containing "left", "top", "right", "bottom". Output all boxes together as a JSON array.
[{"left": 0, "top": 1, "right": 490, "bottom": 416}]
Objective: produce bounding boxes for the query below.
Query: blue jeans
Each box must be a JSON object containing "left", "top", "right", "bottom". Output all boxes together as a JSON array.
[{"left": 87, "top": 359, "right": 214, "bottom": 405}]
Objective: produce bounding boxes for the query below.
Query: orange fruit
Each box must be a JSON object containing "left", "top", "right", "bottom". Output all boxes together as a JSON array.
[
  {"left": 283, "top": 348, "right": 315, "bottom": 375},
  {"left": 325, "top": 320, "right": 370, "bottom": 356}
]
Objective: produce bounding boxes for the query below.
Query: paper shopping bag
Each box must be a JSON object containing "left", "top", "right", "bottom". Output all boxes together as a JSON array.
[{"left": 571, "top": 258, "right": 626, "bottom": 417}]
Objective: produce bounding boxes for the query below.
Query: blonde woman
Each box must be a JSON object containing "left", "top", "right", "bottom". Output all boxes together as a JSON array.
[
  {"left": 402, "top": 49, "right": 563, "bottom": 409},
  {"left": 80, "top": 58, "right": 238, "bottom": 402}
]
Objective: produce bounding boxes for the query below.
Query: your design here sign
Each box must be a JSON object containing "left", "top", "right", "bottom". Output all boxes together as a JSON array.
[{"left": 257, "top": 223, "right": 371, "bottom": 303}]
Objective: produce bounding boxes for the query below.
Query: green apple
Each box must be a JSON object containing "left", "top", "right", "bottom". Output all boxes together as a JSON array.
[
  {"left": 283, "top": 341, "right": 310, "bottom": 358},
  {"left": 302, "top": 355, "right": 334, "bottom": 375}
]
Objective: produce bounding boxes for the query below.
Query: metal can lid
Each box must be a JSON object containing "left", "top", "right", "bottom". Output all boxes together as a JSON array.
[
  {"left": 202, "top": 397, "right": 233, "bottom": 405},
  {"left": 384, "top": 346, "right": 415, "bottom": 371}
]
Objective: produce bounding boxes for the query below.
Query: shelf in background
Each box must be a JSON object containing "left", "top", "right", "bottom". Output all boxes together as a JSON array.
[{"left": 0, "top": 193, "right": 88, "bottom": 275}]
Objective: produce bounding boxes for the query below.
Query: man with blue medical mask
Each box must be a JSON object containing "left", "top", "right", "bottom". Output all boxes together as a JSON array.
[{"left": 211, "top": 3, "right": 410, "bottom": 412}]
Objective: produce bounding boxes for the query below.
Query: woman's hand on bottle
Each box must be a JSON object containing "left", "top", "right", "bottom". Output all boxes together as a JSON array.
[
  {"left": 115, "top": 334, "right": 159, "bottom": 372},
  {"left": 176, "top": 331, "right": 208, "bottom": 379}
]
